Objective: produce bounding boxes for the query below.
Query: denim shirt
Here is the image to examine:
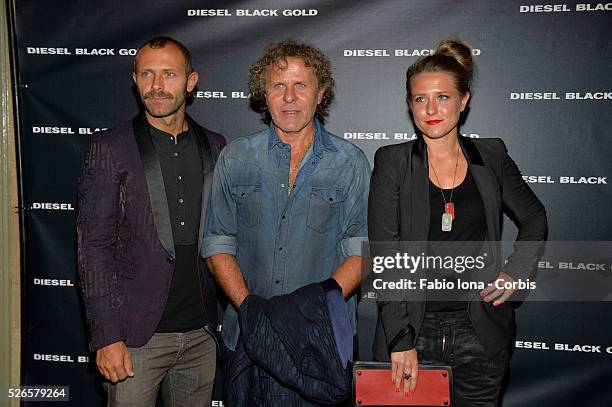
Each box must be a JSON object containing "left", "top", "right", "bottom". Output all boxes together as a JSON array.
[{"left": 203, "top": 121, "right": 370, "bottom": 350}]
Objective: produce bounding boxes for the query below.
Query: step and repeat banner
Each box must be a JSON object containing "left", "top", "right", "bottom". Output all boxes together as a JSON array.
[{"left": 12, "top": 0, "right": 611, "bottom": 405}]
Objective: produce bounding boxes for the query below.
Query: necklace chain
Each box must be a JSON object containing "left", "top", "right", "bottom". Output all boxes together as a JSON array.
[{"left": 428, "top": 143, "right": 460, "bottom": 205}]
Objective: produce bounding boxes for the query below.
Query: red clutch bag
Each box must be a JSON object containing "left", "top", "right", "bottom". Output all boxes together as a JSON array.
[{"left": 353, "top": 362, "right": 452, "bottom": 406}]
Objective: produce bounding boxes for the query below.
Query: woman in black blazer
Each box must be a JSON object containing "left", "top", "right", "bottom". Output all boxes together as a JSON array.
[{"left": 368, "top": 39, "right": 547, "bottom": 406}]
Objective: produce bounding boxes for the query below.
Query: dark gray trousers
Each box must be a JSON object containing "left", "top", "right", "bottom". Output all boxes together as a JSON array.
[{"left": 104, "top": 328, "right": 216, "bottom": 407}]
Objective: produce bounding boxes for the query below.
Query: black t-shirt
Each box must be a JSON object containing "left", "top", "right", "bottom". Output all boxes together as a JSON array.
[
  {"left": 156, "top": 244, "right": 207, "bottom": 332},
  {"left": 426, "top": 170, "right": 487, "bottom": 312}
]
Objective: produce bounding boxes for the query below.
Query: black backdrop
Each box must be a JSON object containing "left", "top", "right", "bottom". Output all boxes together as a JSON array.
[{"left": 10, "top": 0, "right": 612, "bottom": 406}]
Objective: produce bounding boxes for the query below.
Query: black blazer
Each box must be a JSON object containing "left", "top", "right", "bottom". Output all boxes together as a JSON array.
[
  {"left": 77, "top": 113, "right": 225, "bottom": 351},
  {"left": 368, "top": 137, "right": 547, "bottom": 359}
]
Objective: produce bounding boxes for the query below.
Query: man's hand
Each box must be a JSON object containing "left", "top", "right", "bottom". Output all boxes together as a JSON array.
[
  {"left": 480, "top": 271, "right": 516, "bottom": 306},
  {"left": 96, "top": 341, "right": 134, "bottom": 383},
  {"left": 391, "top": 348, "right": 418, "bottom": 396},
  {"left": 330, "top": 256, "right": 362, "bottom": 299}
]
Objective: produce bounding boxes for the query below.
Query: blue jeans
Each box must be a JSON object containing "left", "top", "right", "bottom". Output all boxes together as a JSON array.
[
  {"left": 104, "top": 328, "right": 216, "bottom": 407},
  {"left": 416, "top": 311, "right": 508, "bottom": 407}
]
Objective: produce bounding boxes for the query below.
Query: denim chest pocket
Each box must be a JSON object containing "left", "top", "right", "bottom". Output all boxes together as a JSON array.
[
  {"left": 306, "top": 187, "right": 345, "bottom": 233},
  {"left": 231, "top": 184, "right": 261, "bottom": 228}
]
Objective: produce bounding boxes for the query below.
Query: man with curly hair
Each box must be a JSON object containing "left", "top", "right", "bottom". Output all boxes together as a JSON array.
[{"left": 203, "top": 40, "right": 370, "bottom": 404}]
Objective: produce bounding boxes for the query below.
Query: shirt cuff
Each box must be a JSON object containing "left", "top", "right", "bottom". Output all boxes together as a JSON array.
[
  {"left": 389, "top": 332, "right": 415, "bottom": 353},
  {"left": 201, "top": 235, "right": 237, "bottom": 258},
  {"left": 341, "top": 236, "right": 368, "bottom": 257}
]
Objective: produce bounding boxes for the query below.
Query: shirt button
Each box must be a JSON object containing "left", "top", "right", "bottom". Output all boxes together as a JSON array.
[
  {"left": 275, "top": 280, "right": 280, "bottom": 284},
  {"left": 178, "top": 175, "right": 182, "bottom": 180},
  {"left": 280, "top": 183, "right": 285, "bottom": 188},
  {"left": 167, "top": 257, "right": 174, "bottom": 264},
  {"left": 180, "top": 221, "right": 185, "bottom": 226},
  {"left": 179, "top": 198, "right": 184, "bottom": 203},
  {"left": 174, "top": 152, "right": 179, "bottom": 157},
  {"left": 278, "top": 247, "right": 283, "bottom": 251},
  {"left": 281, "top": 215, "right": 286, "bottom": 220}
]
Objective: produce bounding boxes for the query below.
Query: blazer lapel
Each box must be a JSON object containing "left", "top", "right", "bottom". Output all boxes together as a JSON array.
[
  {"left": 401, "top": 139, "right": 429, "bottom": 303},
  {"left": 188, "top": 115, "right": 214, "bottom": 252},
  {"left": 460, "top": 137, "right": 501, "bottom": 267},
  {"left": 132, "top": 114, "right": 175, "bottom": 258},
  {"left": 408, "top": 138, "right": 430, "bottom": 241}
]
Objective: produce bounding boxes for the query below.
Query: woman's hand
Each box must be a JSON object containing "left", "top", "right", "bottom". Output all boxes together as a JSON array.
[
  {"left": 391, "top": 348, "right": 418, "bottom": 396},
  {"left": 480, "top": 271, "right": 516, "bottom": 306}
]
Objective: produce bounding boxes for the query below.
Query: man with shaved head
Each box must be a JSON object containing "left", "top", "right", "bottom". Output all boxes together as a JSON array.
[{"left": 78, "top": 36, "right": 224, "bottom": 406}]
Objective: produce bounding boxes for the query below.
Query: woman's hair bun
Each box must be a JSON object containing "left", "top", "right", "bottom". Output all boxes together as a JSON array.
[
  {"left": 435, "top": 38, "right": 473, "bottom": 82},
  {"left": 406, "top": 37, "right": 475, "bottom": 99}
]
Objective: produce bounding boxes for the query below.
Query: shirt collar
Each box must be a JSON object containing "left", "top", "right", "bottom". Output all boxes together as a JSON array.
[
  {"left": 149, "top": 123, "right": 192, "bottom": 144},
  {"left": 266, "top": 120, "right": 338, "bottom": 156}
]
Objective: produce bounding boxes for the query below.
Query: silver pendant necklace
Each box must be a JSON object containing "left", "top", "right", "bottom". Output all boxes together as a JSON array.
[{"left": 428, "top": 144, "right": 460, "bottom": 232}]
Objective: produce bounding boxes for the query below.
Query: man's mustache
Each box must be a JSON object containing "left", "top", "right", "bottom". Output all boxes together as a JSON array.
[{"left": 144, "top": 91, "right": 173, "bottom": 99}]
